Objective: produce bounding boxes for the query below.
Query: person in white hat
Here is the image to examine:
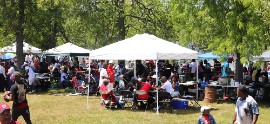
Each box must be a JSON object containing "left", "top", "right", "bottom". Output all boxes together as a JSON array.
[
  {"left": 198, "top": 106, "right": 216, "bottom": 124},
  {"left": 107, "top": 60, "right": 115, "bottom": 90}
]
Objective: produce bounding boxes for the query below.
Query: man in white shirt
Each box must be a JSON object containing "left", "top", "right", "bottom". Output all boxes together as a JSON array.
[
  {"left": 24, "top": 63, "right": 36, "bottom": 93},
  {"left": 99, "top": 64, "right": 109, "bottom": 87},
  {"left": 190, "top": 59, "right": 197, "bottom": 79},
  {"left": 233, "top": 86, "right": 259, "bottom": 124},
  {"left": 160, "top": 76, "right": 174, "bottom": 96},
  {"left": 0, "top": 62, "right": 6, "bottom": 92}
]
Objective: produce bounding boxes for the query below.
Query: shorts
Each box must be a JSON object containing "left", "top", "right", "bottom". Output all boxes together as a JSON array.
[{"left": 28, "top": 78, "right": 35, "bottom": 85}]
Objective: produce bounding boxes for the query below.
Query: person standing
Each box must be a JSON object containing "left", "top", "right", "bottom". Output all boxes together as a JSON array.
[
  {"left": 232, "top": 86, "right": 259, "bottom": 124},
  {"left": 190, "top": 59, "right": 197, "bottom": 80},
  {"left": 99, "top": 64, "right": 109, "bottom": 87},
  {"left": 213, "top": 58, "right": 221, "bottom": 74},
  {"left": 198, "top": 106, "right": 216, "bottom": 124},
  {"left": 23, "top": 63, "right": 35, "bottom": 94},
  {"left": 0, "top": 62, "right": 6, "bottom": 92},
  {"left": 6, "top": 62, "right": 16, "bottom": 91},
  {"left": 204, "top": 59, "right": 212, "bottom": 82},
  {"left": 220, "top": 56, "right": 234, "bottom": 85},
  {"left": 107, "top": 60, "right": 115, "bottom": 90},
  {"left": 4, "top": 72, "right": 32, "bottom": 124}
]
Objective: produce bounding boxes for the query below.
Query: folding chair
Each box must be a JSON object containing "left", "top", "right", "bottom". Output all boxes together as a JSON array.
[
  {"left": 99, "top": 90, "right": 115, "bottom": 109},
  {"left": 158, "top": 91, "right": 173, "bottom": 112},
  {"left": 134, "top": 90, "right": 148, "bottom": 110},
  {"left": 120, "top": 90, "right": 134, "bottom": 107}
]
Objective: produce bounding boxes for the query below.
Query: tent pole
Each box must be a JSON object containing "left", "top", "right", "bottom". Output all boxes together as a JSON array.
[
  {"left": 156, "top": 59, "right": 159, "bottom": 115},
  {"left": 87, "top": 54, "right": 91, "bottom": 110},
  {"left": 196, "top": 59, "right": 199, "bottom": 99},
  {"left": 134, "top": 60, "right": 136, "bottom": 78}
]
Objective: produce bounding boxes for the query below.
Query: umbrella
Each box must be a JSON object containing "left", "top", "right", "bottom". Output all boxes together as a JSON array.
[{"left": 1, "top": 53, "right": 16, "bottom": 59}]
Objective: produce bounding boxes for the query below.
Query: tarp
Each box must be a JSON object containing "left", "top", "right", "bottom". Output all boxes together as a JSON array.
[
  {"left": 260, "top": 50, "right": 270, "bottom": 61},
  {"left": 198, "top": 52, "right": 220, "bottom": 59},
  {"left": 0, "top": 42, "right": 41, "bottom": 53},
  {"left": 45, "top": 42, "right": 91, "bottom": 56},
  {"left": 252, "top": 50, "right": 270, "bottom": 61},
  {"left": 90, "top": 34, "right": 198, "bottom": 60}
]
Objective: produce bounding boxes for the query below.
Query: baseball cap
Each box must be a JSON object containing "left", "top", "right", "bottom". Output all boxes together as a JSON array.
[
  {"left": 131, "top": 77, "right": 138, "bottom": 81},
  {"left": 151, "top": 75, "right": 157, "bottom": 79},
  {"left": 200, "top": 106, "right": 211, "bottom": 113},
  {"left": 109, "top": 60, "right": 114, "bottom": 64},
  {"left": 227, "top": 56, "right": 234, "bottom": 61},
  {"left": 0, "top": 103, "right": 10, "bottom": 113}
]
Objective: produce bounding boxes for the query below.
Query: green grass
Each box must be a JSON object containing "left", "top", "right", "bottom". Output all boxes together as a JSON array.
[{"left": 1, "top": 90, "right": 269, "bottom": 124}]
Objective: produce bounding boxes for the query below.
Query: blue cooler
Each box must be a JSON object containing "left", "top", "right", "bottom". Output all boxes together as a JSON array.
[{"left": 171, "top": 98, "right": 188, "bottom": 109}]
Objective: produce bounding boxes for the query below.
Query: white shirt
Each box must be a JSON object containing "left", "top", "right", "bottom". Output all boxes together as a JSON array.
[
  {"left": 0, "top": 65, "right": 6, "bottom": 78},
  {"left": 99, "top": 68, "right": 108, "bottom": 87},
  {"left": 235, "top": 95, "right": 259, "bottom": 124},
  {"left": 25, "top": 55, "right": 33, "bottom": 63},
  {"left": 190, "top": 61, "right": 197, "bottom": 73},
  {"left": 25, "top": 66, "right": 35, "bottom": 79},
  {"left": 7, "top": 67, "right": 15, "bottom": 75},
  {"left": 161, "top": 80, "right": 174, "bottom": 95},
  {"left": 61, "top": 72, "right": 68, "bottom": 82}
]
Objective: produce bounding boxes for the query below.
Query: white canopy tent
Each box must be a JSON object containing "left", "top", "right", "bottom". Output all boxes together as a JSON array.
[
  {"left": 251, "top": 50, "right": 270, "bottom": 61},
  {"left": 259, "top": 50, "right": 270, "bottom": 61},
  {"left": 90, "top": 34, "right": 197, "bottom": 60},
  {"left": 45, "top": 42, "right": 91, "bottom": 56},
  {"left": 0, "top": 42, "right": 41, "bottom": 53},
  {"left": 89, "top": 33, "right": 198, "bottom": 114}
]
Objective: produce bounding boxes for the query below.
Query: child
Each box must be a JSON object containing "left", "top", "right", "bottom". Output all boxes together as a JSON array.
[{"left": 198, "top": 106, "right": 216, "bottom": 124}]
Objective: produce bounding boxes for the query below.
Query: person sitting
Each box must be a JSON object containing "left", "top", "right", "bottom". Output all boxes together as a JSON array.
[
  {"left": 125, "top": 77, "right": 137, "bottom": 92},
  {"left": 60, "top": 68, "right": 69, "bottom": 88},
  {"left": 198, "top": 106, "right": 216, "bottom": 124},
  {"left": 171, "top": 75, "right": 180, "bottom": 97},
  {"left": 100, "top": 79, "right": 123, "bottom": 109},
  {"left": 137, "top": 77, "right": 155, "bottom": 109},
  {"left": 160, "top": 76, "right": 174, "bottom": 97}
]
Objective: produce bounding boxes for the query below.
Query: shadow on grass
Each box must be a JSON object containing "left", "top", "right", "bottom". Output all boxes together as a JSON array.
[
  {"left": 258, "top": 101, "right": 270, "bottom": 108},
  {"left": 216, "top": 98, "right": 270, "bottom": 108},
  {"left": 28, "top": 88, "right": 74, "bottom": 96},
  {"left": 122, "top": 105, "right": 203, "bottom": 115}
]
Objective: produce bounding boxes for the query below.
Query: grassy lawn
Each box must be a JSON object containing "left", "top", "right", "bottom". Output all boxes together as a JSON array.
[{"left": 1, "top": 89, "right": 269, "bottom": 124}]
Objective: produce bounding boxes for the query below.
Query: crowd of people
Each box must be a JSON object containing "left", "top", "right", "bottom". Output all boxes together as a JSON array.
[{"left": 0, "top": 52, "right": 266, "bottom": 124}]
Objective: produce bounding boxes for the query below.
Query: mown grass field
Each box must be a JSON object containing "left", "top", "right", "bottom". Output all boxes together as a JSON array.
[{"left": 1, "top": 89, "right": 269, "bottom": 124}]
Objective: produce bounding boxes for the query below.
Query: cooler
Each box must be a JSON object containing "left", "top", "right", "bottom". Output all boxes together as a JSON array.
[{"left": 170, "top": 98, "right": 188, "bottom": 109}]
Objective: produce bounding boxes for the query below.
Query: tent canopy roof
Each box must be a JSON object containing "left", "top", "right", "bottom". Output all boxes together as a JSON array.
[
  {"left": 0, "top": 42, "right": 41, "bottom": 53},
  {"left": 45, "top": 42, "right": 90, "bottom": 56},
  {"left": 90, "top": 34, "right": 198, "bottom": 60},
  {"left": 199, "top": 52, "right": 220, "bottom": 59}
]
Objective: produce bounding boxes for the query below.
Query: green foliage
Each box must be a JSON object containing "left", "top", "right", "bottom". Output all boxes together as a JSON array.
[{"left": 169, "top": 0, "right": 270, "bottom": 63}]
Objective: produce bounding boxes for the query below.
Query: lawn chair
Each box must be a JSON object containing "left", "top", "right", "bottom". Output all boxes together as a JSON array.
[
  {"left": 120, "top": 90, "right": 134, "bottom": 107},
  {"left": 134, "top": 90, "right": 148, "bottom": 110},
  {"left": 158, "top": 91, "right": 173, "bottom": 112},
  {"left": 99, "top": 90, "right": 115, "bottom": 109}
]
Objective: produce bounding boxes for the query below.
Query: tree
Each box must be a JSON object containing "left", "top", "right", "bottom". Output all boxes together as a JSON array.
[
  {"left": 170, "top": 0, "right": 270, "bottom": 82},
  {"left": 65, "top": 0, "right": 175, "bottom": 49}
]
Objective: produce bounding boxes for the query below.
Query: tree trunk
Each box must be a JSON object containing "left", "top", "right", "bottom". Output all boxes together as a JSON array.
[
  {"left": 16, "top": 0, "right": 25, "bottom": 72},
  {"left": 234, "top": 52, "right": 243, "bottom": 83}
]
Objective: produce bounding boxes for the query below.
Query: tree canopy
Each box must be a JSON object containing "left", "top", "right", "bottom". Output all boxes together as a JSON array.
[{"left": 0, "top": 0, "right": 269, "bottom": 74}]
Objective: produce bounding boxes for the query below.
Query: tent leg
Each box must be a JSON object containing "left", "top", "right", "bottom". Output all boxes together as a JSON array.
[
  {"left": 156, "top": 60, "right": 159, "bottom": 115},
  {"left": 196, "top": 59, "right": 199, "bottom": 100}
]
